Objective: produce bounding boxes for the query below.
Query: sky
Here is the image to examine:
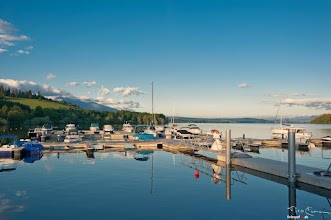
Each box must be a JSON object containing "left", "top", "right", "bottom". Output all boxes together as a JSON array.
[{"left": 0, "top": 0, "right": 330, "bottom": 118}]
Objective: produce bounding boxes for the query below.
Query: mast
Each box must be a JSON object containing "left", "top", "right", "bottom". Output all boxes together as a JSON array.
[
  {"left": 152, "top": 82, "right": 156, "bottom": 125},
  {"left": 280, "top": 96, "right": 283, "bottom": 128}
]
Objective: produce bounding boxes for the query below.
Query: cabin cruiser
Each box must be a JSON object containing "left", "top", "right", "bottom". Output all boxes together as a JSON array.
[
  {"left": 271, "top": 124, "right": 312, "bottom": 142},
  {"left": 103, "top": 125, "right": 114, "bottom": 134},
  {"left": 176, "top": 130, "right": 194, "bottom": 139},
  {"left": 321, "top": 136, "right": 331, "bottom": 141},
  {"left": 122, "top": 122, "right": 133, "bottom": 133},
  {"left": 155, "top": 125, "right": 164, "bottom": 132},
  {"left": 42, "top": 124, "right": 53, "bottom": 133},
  {"left": 65, "top": 124, "right": 76, "bottom": 133},
  {"left": 181, "top": 124, "right": 202, "bottom": 135},
  {"left": 90, "top": 123, "right": 100, "bottom": 134},
  {"left": 64, "top": 127, "right": 82, "bottom": 143}
]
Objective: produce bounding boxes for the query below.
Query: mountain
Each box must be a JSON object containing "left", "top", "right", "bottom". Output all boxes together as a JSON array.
[{"left": 59, "top": 97, "right": 117, "bottom": 112}]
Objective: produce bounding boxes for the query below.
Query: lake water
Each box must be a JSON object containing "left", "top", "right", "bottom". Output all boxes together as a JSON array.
[
  {"left": 1, "top": 123, "right": 330, "bottom": 219},
  {"left": 0, "top": 151, "right": 330, "bottom": 220}
]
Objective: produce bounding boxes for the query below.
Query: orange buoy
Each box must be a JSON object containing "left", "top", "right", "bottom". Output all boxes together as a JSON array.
[{"left": 10, "top": 128, "right": 12, "bottom": 131}]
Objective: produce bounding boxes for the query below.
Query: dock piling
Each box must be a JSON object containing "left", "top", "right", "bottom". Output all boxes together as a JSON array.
[
  {"left": 226, "top": 129, "right": 231, "bottom": 165},
  {"left": 288, "top": 130, "right": 296, "bottom": 183}
]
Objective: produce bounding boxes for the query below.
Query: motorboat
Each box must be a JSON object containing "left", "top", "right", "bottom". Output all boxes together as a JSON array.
[
  {"left": 64, "top": 128, "right": 82, "bottom": 143},
  {"left": 188, "top": 125, "right": 202, "bottom": 134},
  {"left": 321, "top": 136, "right": 331, "bottom": 141},
  {"left": 0, "top": 158, "right": 17, "bottom": 171},
  {"left": 271, "top": 124, "right": 312, "bottom": 141},
  {"left": 0, "top": 135, "right": 21, "bottom": 158},
  {"left": 65, "top": 124, "right": 76, "bottom": 133},
  {"left": 90, "top": 123, "right": 100, "bottom": 134},
  {"left": 176, "top": 130, "right": 194, "bottom": 139},
  {"left": 133, "top": 125, "right": 156, "bottom": 140},
  {"left": 23, "top": 143, "right": 44, "bottom": 155},
  {"left": 122, "top": 122, "right": 133, "bottom": 133},
  {"left": 42, "top": 124, "right": 53, "bottom": 133},
  {"left": 103, "top": 125, "right": 114, "bottom": 134},
  {"left": 155, "top": 125, "right": 164, "bottom": 132}
]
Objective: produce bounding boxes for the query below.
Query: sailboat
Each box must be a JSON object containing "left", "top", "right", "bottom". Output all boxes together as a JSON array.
[{"left": 271, "top": 96, "right": 312, "bottom": 142}]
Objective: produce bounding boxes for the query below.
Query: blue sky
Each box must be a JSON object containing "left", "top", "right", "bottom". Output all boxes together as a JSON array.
[{"left": 0, "top": 0, "right": 330, "bottom": 117}]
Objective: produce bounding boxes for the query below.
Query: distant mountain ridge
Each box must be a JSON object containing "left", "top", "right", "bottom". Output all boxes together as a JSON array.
[{"left": 56, "top": 97, "right": 117, "bottom": 112}]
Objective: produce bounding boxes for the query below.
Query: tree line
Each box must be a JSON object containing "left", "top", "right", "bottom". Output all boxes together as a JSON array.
[{"left": 0, "top": 99, "right": 167, "bottom": 126}]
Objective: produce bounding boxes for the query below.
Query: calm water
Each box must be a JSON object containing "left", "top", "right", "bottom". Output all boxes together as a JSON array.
[{"left": 0, "top": 151, "right": 330, "bottom": 220}]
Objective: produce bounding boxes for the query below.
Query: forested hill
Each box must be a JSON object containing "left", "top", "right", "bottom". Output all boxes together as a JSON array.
[
  {"left": 0, "top": 87, "right": 166, "bottom": 125},
  {"left": 310, "top": 114, "right": 331, "bottom": 124}
]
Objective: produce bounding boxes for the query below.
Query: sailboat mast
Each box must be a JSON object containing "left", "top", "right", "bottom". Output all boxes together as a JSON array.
[
  {"left": 151, "top": 82, "right": 156, "bottom": 125},
  {"left": 280, "top": 96, "right": 283, "bottom": 128}
]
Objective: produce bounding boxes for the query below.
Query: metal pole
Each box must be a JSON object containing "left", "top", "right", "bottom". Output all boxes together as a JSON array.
[
  {"left": 288, "top": 130, "right": 296, "bottom": 183},
  {"left": 226, "top": 129, "right": 231, "bottom": 165},
  {"left": 226, "top": 164, "right": 231, "bottom": 200}
]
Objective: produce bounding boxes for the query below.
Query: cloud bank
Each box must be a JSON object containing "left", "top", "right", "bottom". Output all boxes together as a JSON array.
[
  {"left": 282, "top": 98, "right": 331, "bottom": 110},
  {"left": 0, "top": 78, "right": 141, "bottom": 109},
  {"left": 113, "top": 87, "right": 144, "bottom": 96},
  {"left": 0, "top": 78, "right": 71, "bottom": 97}
]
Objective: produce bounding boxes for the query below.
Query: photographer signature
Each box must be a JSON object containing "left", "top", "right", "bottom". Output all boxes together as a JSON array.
[{"left": 288, "top": 206, "right": 331, "bottom": 216}]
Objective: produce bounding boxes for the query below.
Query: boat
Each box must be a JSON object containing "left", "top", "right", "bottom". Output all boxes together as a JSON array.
[
  {"left": 271, "top": 97, "right": 311, "bottom": 142},
  {"left": 103, "top": 125, "right": 114, "bottom": 134},
  {"left": 176, "top": 130, "right": 194, "bottom": 139},
  {"left": 188, "top": 124, "right": 202, "bottom": 134},
  {"left": 271, "top": 124, "right": 312, "bottom": 141},
  {"left": 64, "top": 127, "right": 82, "bottom": 143},
  {"left": 0, "top": 135, "right": 20, "bottom": 158},
  {"left": 65, "top": 124, "right": 76, "bottom": 133},
  {"left": 155, "top": 125, "right": 164, "bottom": 132},
  {"left": 133, "top": 125, "right": 155, "bottom": 140},
  {"left": 23, "top": 143, "right": 44, "bottom": 155},
  {"left": 90, "top": 123, "right": 100, "bottom": 134},
  {"left": 0, "top": 158, "right": 17, "bottom": 171},
  {"left": 122, "top": 122, "right": 133, "bottom": 133},
  {"left": 42, "top": 124, "right": 53, "bottom": 133},
  {"left": 321, "top": 136, "right": 331, "bottom": 141}
]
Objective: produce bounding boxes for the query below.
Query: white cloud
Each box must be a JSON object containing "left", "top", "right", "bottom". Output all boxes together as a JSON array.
[
  {"left": 236, "top": 83, "right": 248, "bottom": 88},
  {"left": 98, "top": 85, "right": 111, "bottom": 96},
  {"left": 0, "top": 48, "right": 7, "bottom": 53},
  {"left": 0, "top": 19, "right": 16, "bottom": 33},
  {"left": 46, "top": 73, "right": 56, "bottom": 81},
  {"left": 66, "top": 82, "right": 80, "bottom": 87},
  {"left": 96, "top": 96, "right": 140, "bottom": 108},
  {"left": 0, "top": 19, "right": 31, "bottom": 52},
  {"left": 113, "top": 87, "right": 144, "bottom": 96},
  {"left": 25, "top": 46, "right": 33, "bottom": 50},
  {"left": 0, "top": 78, "right": 141, "bottom": 110},
  {"left": 0, "top": 78, "right": 72, "bottom": 97},
  {"left": 282, "top": 98, "right": 331, "bottom": 110},
  {"left": 266, "top": 93, "right": 318, "bottom": 97},
  {"left": 83, "top": 81, "right": 96, "bottom": 87}
]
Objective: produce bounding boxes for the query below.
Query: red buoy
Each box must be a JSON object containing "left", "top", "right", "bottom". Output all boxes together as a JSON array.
[{"left": 195, "top": 170, "right": 199, "bottom": 175}]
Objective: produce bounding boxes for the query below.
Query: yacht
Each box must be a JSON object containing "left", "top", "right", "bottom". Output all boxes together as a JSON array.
[
  {"left": 42, "top": 124, "right": 53, "bottom": 133},
  {"left": 122, "top": 122, "right": 133, "bottom": 133},
  {"left": 103, "top": 125, "right": 114, "bottom": 134},
  {"left": 65, "top": 124, "right": 76, "bottom": 133},
  {"left": 271, "top": 124, "right": 312, "bottom": 141},
  {"left": 90, "top": 123, "right": 100, "bottom": 134},
  {"left": 188, "top": 124, "right": 202, "bottom": 134},
  {"left": 64, "top": 127, "right": 82, "bottom": 143}
]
